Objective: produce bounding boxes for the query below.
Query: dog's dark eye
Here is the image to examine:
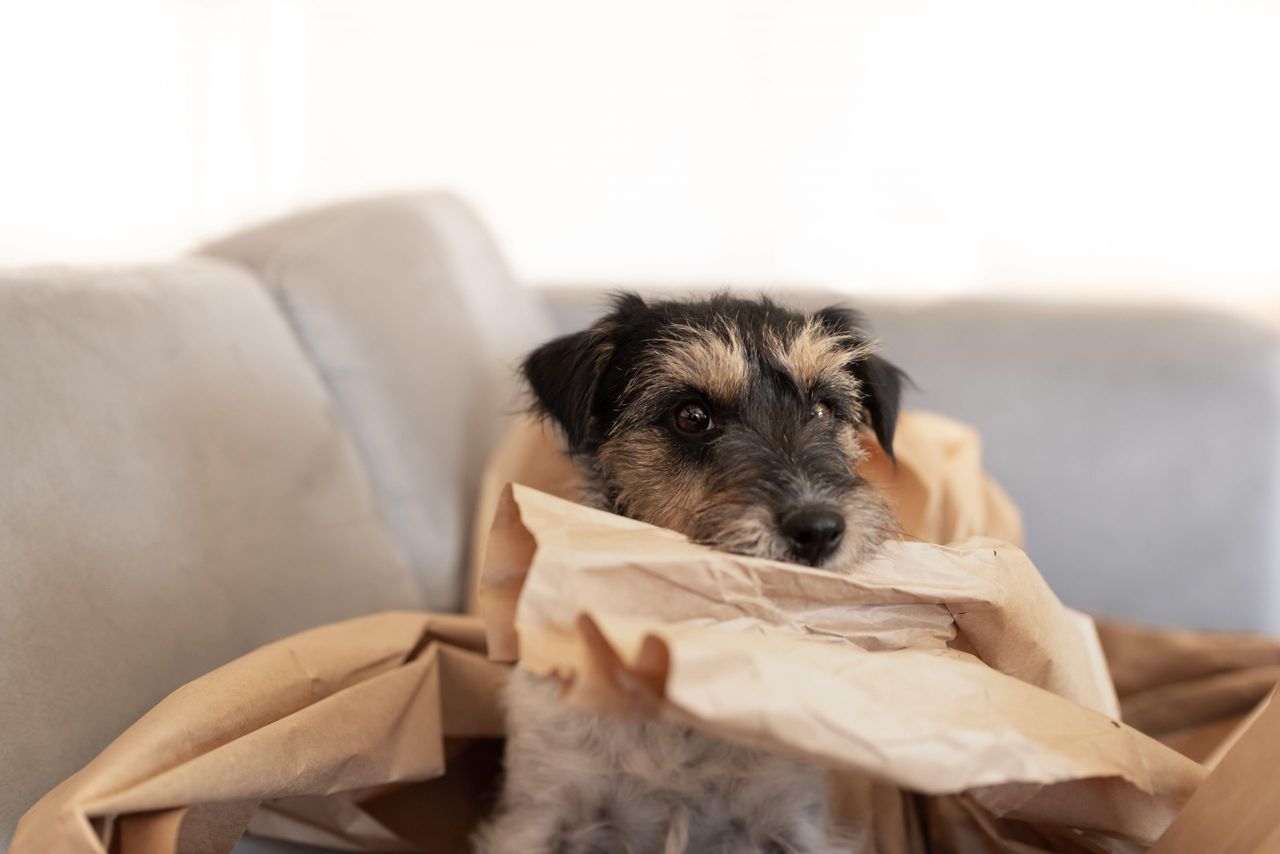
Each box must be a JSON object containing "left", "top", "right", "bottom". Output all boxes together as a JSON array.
[
  {"left": 809, "top": 401, "right": 832, "bottom": 420},
  {"left": 674, "top": 402, "right": 714, "bottom": 434}
]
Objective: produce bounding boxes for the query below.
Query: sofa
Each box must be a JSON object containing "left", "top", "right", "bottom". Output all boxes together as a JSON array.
[{"left": 2, "top": 193, "right": 1278, "bottom": 852}]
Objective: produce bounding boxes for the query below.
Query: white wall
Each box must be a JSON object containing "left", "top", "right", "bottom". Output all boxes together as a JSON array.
[{"left": 3, "top": 0, "right": 1278, "bottom": 300}]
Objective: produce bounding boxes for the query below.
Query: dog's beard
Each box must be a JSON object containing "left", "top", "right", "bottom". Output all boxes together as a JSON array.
[
  {"left": 681, "top": 489, "right": 893, "bottom": 572},
  {"left": 578, "top": 456, "right": 894, "bottom": 573}
]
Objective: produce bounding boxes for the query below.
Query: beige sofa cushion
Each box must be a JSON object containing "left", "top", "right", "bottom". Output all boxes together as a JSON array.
[
  {"left": 203, "top": 193, "right": 554, "bottom": 611},
  {"left": 0, "top": 260, "right": 423, "bottom": 847}
]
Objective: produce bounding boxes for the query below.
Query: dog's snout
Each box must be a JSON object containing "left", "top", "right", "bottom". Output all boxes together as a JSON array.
[{"left": 780, "top": 506, "right": 845, "bottom": 564}]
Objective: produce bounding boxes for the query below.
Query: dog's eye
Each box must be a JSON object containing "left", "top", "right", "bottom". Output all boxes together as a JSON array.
[
  {"left": 809, "top": 401, "right": 832, "bottom": 420},
  {"left": 674, "top": 402, "right": 714, "bottom": 434}
]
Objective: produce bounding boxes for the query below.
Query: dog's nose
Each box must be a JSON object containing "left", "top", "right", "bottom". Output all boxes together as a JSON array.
[{"left": 780, "top": 507, "right": 846, "bottom": 564}]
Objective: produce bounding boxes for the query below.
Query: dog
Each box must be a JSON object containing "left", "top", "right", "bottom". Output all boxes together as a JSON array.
[{"left": 476, "top": 293, "right": 906, "bottom": 854}]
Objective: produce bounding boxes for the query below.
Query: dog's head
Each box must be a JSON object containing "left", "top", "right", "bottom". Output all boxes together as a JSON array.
[{"left": 522, "top": 293, "right": 906, "bottom": 570}]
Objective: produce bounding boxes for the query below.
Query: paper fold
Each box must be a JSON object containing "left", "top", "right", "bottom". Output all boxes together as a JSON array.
[{"left": 12, "top": 613, "right": 506, "bottom": 854}]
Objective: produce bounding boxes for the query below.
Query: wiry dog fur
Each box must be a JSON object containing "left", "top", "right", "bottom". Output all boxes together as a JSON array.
[{"left": 476, "top": 294, "right": 907, "bottom": 854}]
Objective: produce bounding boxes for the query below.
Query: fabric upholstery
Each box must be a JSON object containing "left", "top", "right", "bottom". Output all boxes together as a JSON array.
[
  {"left": 542, "top": 287, "right": 1280, "bottom": 634},
  {"left": 0, "top": 260, "right": 423, "bottom": 849},
  {"left": 203, "top": 193, "right": 554, "bottom": 611},
  {"left": 863, "top": 298, "right": 1280, "bottom": 635}
]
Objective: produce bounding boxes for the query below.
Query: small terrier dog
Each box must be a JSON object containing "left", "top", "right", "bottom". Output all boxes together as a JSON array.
[{"left": 478, "top": 294, "right": 906, "bottom": 854}]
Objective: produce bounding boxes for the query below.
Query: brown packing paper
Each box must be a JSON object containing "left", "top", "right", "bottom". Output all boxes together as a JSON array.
[
  {"left": 241, "top": 735, "right": 505, "bottom": 854},
  {"left": 12, "top": 613, "right": 508, "bottom": 854},
  {"left": 855, "top": 410, "right": 1024, "bottom": 549},
  {"left": 487, "top": 483, "right": 1119, "bottom": 716},
  {"left": 1097, "top": 619, "right": 1280, "bottom": 698},
  {"left": 1094, "top": 619, "right": 1280, "bottom": 764},
  {"left": 479, "top": 484, "right": 1201, "bottom": 848},
  {"left": 1152, "top": 692, "right": 1280, "bottom": 853},
  {"left": 919, "top": 794, "right": 1124, "bottom": 854}
]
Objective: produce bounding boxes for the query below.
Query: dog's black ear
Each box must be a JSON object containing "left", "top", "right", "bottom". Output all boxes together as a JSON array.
[
  {"left": 522, "top": 328, "right": 611, "bottom": 451},
  {"left": 851, "top": 351, "right": 907, "bottom": 462},
  {"left": 815, "top": 306, "right": 908, "bottom": 462},
  {"left": 522, "top": 293, "right": 646, "bottom": 451}
]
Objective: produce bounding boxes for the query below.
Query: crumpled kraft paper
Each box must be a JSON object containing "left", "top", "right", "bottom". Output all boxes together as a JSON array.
[
  {"left": 1151, "top": 690, "right": 1280, "bottom": 853},
  {"left": 11, "top": 613, "right": 508, "bottom": 854},
  {"left": 1095, "top": 619, "right": 1280, "bottom": 766},
  {"left": 480, "top": 484, "right": 1201, "bottom": 849}
]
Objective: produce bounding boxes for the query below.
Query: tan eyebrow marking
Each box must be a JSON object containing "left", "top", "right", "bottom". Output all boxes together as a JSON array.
[
  {"left": 618, "top": 324, "right": 750, "bottom": 425},
  {"left": 768, "top": 318, "right": 874, "bottom": 392}
]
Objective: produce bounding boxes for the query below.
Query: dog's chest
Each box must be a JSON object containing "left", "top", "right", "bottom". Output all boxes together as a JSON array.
[{"left": 500, "top": 669, "right": 835, "bottom": 852}]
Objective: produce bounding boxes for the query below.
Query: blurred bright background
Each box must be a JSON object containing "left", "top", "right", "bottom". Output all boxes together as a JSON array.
[{"left": 2, "top": 0, "right": 1278, "bottom": 306}]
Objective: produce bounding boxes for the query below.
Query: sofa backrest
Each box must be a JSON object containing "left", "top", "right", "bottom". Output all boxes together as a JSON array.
[
  {"left": 863, "top": 297, "right": 1280, "bottom": 635},
  {"left": 0, "top": 260, "right": 423, "bottom": 848},
  {"left": 203, "top": 193, "right": 554, "bottom": 611}
]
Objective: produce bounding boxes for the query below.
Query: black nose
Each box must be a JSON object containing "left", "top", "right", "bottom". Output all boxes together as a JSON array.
[{"left": 780, "top": 507, "right": 846, "bottom": 565}]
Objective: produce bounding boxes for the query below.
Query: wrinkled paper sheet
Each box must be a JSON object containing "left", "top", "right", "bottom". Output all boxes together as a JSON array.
[{"left": 12, "top": 614, "right": 508, "bottom": 854}]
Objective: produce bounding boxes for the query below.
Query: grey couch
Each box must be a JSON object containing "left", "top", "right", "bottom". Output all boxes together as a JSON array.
[{"left": 3, "top": 193, "right": 1277, "bottom": 853}]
